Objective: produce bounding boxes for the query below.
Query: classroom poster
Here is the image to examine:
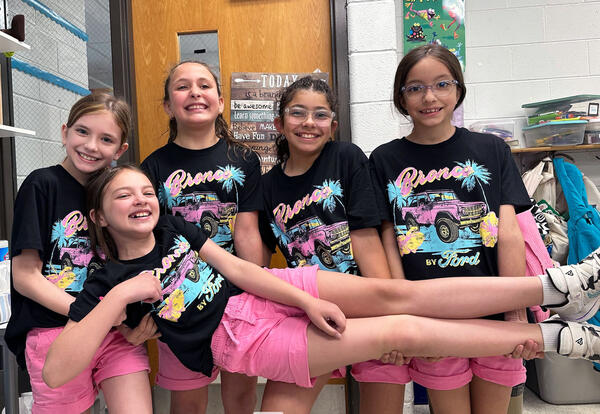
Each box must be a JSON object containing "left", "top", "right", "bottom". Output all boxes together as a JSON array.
[
  {"left": 230, "top": 72, "right": 328, "bottom": 174},
  {"left": 403, "top": 0, "right": 465, "bottom": 70}
]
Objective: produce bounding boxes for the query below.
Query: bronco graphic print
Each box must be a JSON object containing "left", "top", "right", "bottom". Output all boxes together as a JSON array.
[
  {"left": 370, "top": 128, "right": 530, "bottom": 281},
  {"left": 141, "top": 140, "right": 262, "bottom": 253},
  {"left": 262, "top": 141, "right": 381, "bottom": 275},
  {"left": 69, "top": 216, "right": 236, "bottom": 376},
  {"left": 45, "top": 210, "right": 101, "bottom": 292}
]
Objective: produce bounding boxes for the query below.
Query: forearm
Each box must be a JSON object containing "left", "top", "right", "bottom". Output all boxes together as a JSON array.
[
  {"left": 350, "top": 228, "right": 391, "bottom": 279},
  {"left": 381, "top": 221, "right": 405, "bottom": 279},
  {"left": 12, "top": 251, "right": 75, "bottom": 315},
  {"left": 43, "top": 290, "right": 127, "bottom": 388},
  {"left": 233, "top": 212, "right": 266, "bottom": 266}
]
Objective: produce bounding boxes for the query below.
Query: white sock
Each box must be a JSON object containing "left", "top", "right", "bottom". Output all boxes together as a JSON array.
[
  {"left": 538, "top": 272, "right": 568, "bottom": 307},
  {"left": 539, "top": 320, "right": 564, "bottom": 352}
]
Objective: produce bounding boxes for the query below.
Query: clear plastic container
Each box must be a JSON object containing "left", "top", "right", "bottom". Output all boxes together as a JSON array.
[
  {"left": 522, "top": 120, "right": 587, "bottom": 147},
  {"left": 584, "top": 119, "right": 600, "bottom": 144},
  {"left": 469, "top": 120, "right": 518, "bottom": 147}
]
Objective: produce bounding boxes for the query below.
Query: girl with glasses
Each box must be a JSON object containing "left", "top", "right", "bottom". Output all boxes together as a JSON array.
[
  {"left": 260, "top": 76, "right": 413, "bottom": 414},
  {"left": 369, "top": 44, "right": 532, "bottom": 414}
]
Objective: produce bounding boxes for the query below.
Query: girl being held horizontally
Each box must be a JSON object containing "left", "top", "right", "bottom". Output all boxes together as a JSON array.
[{"left": 43, "top": 165, "right": 600, "bottom": 414}]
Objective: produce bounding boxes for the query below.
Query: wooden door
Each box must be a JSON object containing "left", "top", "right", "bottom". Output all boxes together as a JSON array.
[{"left": 131, "top": 0, "right": 333, "bottom": 161}]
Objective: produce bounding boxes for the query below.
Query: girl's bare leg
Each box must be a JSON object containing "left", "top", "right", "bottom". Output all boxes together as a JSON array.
[
  {"left": 101, "top": 371, "right": 152, "bottom": 414},
  {"left": 315, "top": 270, "right": 544, "bottom": 319},
  {"left": 359, "top": 383, "right": 405, "bottom": 414},
  {"left": 306, "top": 315, "right": 543, "bottom": 378},
  {"left": 261, "top": 375, "right": 330, "bottom": 414}
]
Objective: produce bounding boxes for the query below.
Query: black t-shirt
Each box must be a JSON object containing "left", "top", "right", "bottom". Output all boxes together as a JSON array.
[
  {"left": 141, "top": 139, "right": 262, "bottom": 253},
  {"left": 370, "top": 128, "right": 530, "bottom": 286},
  {"left": 70, "top": 215, "right": 239, "bottom": 376},
  {"left": 262, "top": 141, "right": 380, "bottom": 274},
  {"left": 5, "top": 165, "right": 100, "bottom": 367}
]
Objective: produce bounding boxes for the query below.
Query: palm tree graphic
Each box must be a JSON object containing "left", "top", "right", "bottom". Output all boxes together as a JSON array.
[
  {"left": 49, "top": 220, "right": 69, "bottom": 265},
  {"left": 219, "top": 165, "right": 245, "bottom": 204},
  {"left": 269, "top": 221, "right": 291, "bottom": 246},
  {"left": 159, "top": 182, "right": 177, "bottom": 209},
  {"left": 315, "top": 179, "right": 344, "bottom": 213},
  {"left": 387, "top": 181, "right": 410, "bottom": 224},
  {"left": 454, "top": 160, "right": 492, "bottom": 207}
]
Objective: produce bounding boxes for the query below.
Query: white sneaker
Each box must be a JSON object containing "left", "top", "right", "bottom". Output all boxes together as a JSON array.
[
  {"left": 544, "top": 317, "right": 600, "bottom": 361},
  {"left": 546, "top": 247, "right": 600, "bottom": 321}
]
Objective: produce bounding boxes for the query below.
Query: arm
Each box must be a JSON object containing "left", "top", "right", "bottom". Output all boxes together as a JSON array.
[
  {"left": 12, "top": 249, "right": 76, "bottom": 315},
  {"left": 498, "top": 204, "right": 527, "bottom": 323},
  {"left": 43, "top": 272, "right": 162, "bottom": 388},
  {"left": 201, "top": 239, "right": 345, "bottom": 337},
  {"left": 350, "top": 227, "right": 391, "bottom": 279},
  {"left": 233, "top": 211, "right": 268, "bottom": 266},
  {"left": 380, "top": 221, "right": 405, "bottom": 279}
]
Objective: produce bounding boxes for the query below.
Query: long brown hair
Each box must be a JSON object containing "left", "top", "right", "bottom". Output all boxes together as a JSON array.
[
  {"left": 162, "top": 61, "right": 249, "bottom": 158},
  {"left": 86, "top": 165, "right": 152, "bottom": 262}
]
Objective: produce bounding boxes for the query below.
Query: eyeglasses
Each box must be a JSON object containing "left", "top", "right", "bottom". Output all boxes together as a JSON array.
[
  {"left": 400, "top": 80, "right": 459, "bottom": 99},
  {"left": 284, "top": 107, "right": 335, "bottom": 125}
]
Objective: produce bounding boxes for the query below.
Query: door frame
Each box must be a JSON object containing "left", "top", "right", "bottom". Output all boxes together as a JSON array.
[{"left": 110, "top": 0, "right": 351, "bottom": 164}]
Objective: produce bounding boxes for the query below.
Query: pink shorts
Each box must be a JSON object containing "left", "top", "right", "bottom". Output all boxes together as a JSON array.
[
  {"left": 351, "top": 360, "right": 410, "bottom": 384},
  {"left": 26, "top": 327, "right": 149, "bottom": 414},
  {"left": 211, "top": 266, "right": 320, "bottom": 387},
  {"left": 409, "top": 356, "right": 526, "bottom": 390},
  {"left": 156, "top": 340, "right": 219, "bottom": 390}
]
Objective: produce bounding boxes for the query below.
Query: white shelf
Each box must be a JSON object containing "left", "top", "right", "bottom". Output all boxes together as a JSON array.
[
  {"left": 0, "top": 124, "right": 35, "bottom": 137},
  {"left": 0, "top": 30, "right": 30, "bottom": 53}
]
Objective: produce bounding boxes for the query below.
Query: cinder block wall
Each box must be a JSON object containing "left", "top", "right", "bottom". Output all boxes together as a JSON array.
[
  {"left": 7, "top": 0, "right": 88, "bottom": 187},
  {"left": 347, "top": 0, "right": 600, "bottom": 184}
]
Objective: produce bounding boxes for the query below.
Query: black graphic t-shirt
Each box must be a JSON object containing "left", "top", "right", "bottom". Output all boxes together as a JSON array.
[
  {"left": 370, "top": 128, "right": 530, "bottom": 286},
  {"left": 141, "top": 139, "right": 262, "bottom": 253},
  {"left": 70, "top": 215, "right": 240, "bottom": 376},
  {"left": 262, "top": 141, "right": 380, "bottom": 274},
  {"left": 6, "top": 165, "right": 100, "bottom": 367}
]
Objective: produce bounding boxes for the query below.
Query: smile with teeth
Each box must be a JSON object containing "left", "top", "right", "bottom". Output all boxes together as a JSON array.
[
  {"left": 297, "top": 133, "right": 319, "bottom": 139},
  {"left": 130, "top": 211, "right": 151, "bottom": 219},
  {"left": 78, "top": 152, "right": 99, "bottom": 161},
  {"left": 421, "top": 108, "right": 442, "bottom": 114},
  {"left": 186, "top": 103, "right": 207, "bottom": 110}
]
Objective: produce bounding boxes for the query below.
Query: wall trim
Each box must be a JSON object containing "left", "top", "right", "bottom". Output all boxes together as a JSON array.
[
  {"left": 21, "top": 0, "right": 88, "bottom": 41},
  {"left": 12, "top": 58, "right": 90, "bottom": 96}
]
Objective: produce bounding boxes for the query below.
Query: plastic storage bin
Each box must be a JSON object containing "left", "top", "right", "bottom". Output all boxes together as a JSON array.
[
  {"left": 525, "top": 354, "right": 600, "bottom": 404},
  {"left": 522, "top": 120, "right": 587, "bottom": 147},
  {"left": 469, "top": 120, "right": 518, "bottom": 147},
  {"left": 584, "top": 118, "right": 600, "bottom": 144}
]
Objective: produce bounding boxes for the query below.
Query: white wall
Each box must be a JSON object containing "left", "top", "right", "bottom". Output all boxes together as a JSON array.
[{"left": 347, "top": 0, "right": 600, "bottom": 184}]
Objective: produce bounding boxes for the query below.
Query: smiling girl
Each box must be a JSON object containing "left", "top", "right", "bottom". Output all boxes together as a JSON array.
[
  {"left": 140, "top": 61, "right": 262, "bottom": 414},
  {"left": 260, "top": 76, "right": 409, "bottom": 414},
  {"left": 5, "top": 92, "right": 153, "bottom": 413},
  {"left": 369, "top": 44, "right": 532, "bottom": 414}
]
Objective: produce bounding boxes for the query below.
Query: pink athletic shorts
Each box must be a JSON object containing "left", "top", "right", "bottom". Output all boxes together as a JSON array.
[
  {"left": 26, "top": 327, "right": 149, "bottom": 414},
  {"left": 211, "top": 266, "right": 320, "bottom": 388},
  {"left": 409, "top": 356, "right": 526, "bottom": 390},
  {"left": 351, "top": 360, "right": 410, "bottom": 384},
  {"left": 156, "top": 340, "right": 219, "bottom": 390}
]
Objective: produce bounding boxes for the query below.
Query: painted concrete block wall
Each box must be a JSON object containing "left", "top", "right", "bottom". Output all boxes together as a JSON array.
[
  {"left": 7, "top": 0, "right": 88, "bottom": 187},
  {"left": 348, "top": 0, "right": 600, "bottom": 186}
]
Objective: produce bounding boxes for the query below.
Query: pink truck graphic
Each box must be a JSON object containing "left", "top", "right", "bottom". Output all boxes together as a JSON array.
[
  {"left": 286, "top": 216, "right": 351, "bottom": 269},
  {"left": 171, "top": 192, "right": 237, "bottom": 237},
  {"left": 401, "top": 190, "right": 487, "bottom": 243},
  {"left": 162, "top": 250, "right": 200, "bottom": 295},
  {"left": 59, "top": 237, "right": 103, "bottom": 275}
]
